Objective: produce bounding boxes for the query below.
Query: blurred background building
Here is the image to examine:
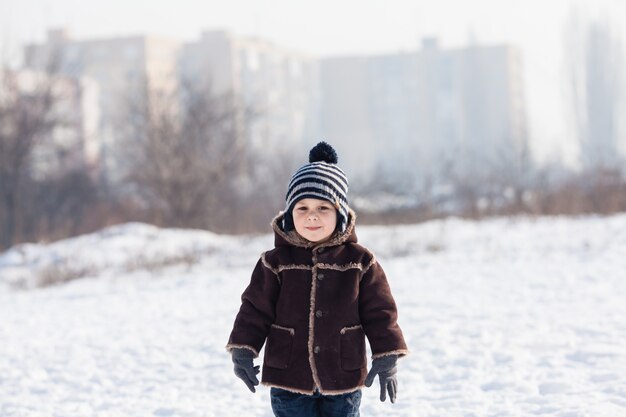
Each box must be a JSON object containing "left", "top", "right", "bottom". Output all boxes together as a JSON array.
[
  {"left": 318, "top": 38, "right": 527, "bottom": 191},
  {"left": 23, "top": 29, "right": 319, "bottom": 185},
  {"left": 180, "top": 30, "right": 319, "bottom": 153},
  {"left": 23, "top": 29, "right": 181, "bottom": 183},
  {"left": 21, "top": 29, "right": 528, "bottom": 191}
]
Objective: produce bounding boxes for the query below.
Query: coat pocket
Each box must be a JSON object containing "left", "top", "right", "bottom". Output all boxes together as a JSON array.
[
  {"left": 340, "top": 325, "right": 366, "bottom": 371},
  {"left": 264, "top": 324, "right": 295, "bottom": 369}
]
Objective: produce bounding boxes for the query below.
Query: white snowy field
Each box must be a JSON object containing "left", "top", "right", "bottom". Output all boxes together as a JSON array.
[{"left": 1, "top": 214, "right": 626, "bottom": 417}]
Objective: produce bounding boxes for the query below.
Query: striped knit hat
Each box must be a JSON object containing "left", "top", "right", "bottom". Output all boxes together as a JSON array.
[{"left": 283, "top": 142, "right": 350, "bottom": 233}]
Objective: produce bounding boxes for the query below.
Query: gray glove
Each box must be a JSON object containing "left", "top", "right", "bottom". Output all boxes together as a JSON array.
[
  {"left": 364, "top": 354, "right": 398, "bottom": 403},
  {"left": 231, "top": 348, "right": 260, "bottom": 393}
]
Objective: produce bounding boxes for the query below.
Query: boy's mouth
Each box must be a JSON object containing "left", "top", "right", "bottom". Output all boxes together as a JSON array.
[{"left": 305, "top": 226, "right": 322, "bottom": 231}]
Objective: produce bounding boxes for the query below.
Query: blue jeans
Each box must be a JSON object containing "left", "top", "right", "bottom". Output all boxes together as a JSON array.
[{"left": 270, "top": 387, "right": 361, "bottom": 417}]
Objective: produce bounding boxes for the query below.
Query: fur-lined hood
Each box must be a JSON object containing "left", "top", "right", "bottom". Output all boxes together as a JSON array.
[{"left": 270, "top": 208, "right": 358, "bottom": 249}]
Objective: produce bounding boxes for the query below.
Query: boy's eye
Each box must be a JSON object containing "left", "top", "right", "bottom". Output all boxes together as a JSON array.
[
  {"left": 319, "top": 206, "right": 329, "bottom": 211},
  {"left": 297, "top": 207, "right": 308, "bottom": 211}
]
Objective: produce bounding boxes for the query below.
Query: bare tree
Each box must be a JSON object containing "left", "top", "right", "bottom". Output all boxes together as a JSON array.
[
  {"left": 0, "top": 68, "right": 58, "bottom": 249},
  {"left": 0, "top": 40, "right": 103, "bottom": 249},
  {"left": 119, "top": 78, "right": 251, "bottom": 229}
]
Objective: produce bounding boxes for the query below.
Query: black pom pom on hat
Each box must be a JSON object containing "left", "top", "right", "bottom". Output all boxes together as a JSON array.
[{"left": 309, "top": 141, "right": 338, "bottom": 164}]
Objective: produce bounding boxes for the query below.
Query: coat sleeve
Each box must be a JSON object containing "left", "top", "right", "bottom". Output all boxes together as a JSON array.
[
  {"left": 225, "top": 254, "right": 280, "bottom": 357},
  {"left": 359, "top": 257, "right": 409, "bottom": 359}
]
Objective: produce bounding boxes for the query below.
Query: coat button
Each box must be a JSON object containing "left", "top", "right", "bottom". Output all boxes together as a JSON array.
[
  {"left": 315, "top": 310, "right": 323, "bottom": 318},
  {"left": 314, "top": 346, "right": 320, "bottom": 354},
  {"left": 317, "top": 273, "right": 325, "bottom": 280}
]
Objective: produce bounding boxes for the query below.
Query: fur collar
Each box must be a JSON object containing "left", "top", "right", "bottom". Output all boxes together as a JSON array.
[{"left": 271, "top": 209, "right": 358, "bottom": 249}]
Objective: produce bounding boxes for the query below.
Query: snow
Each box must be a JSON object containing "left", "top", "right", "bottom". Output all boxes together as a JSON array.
[{"left": 1, "top": 214, "right": 626, "bottom": 416}]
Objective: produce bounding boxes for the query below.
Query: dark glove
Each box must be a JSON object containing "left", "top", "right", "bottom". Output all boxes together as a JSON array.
[
  {"left": 364, "top": 354, "right": 398, "bottom": 403},
  {"left": 231, "top": 348, "right": 260, "bottom": 393}
]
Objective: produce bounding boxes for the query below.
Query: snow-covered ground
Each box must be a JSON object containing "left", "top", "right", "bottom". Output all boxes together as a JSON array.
[{"left": 1, "top": 214, "right": 626, "bottom": 417}]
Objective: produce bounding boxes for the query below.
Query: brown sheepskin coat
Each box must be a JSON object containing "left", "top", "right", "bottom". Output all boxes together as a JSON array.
[{"left": 226, "top": 210, "right": 408, "bottom": 395}]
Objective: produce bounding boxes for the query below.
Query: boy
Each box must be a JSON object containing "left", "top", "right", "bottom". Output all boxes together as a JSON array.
[{"left": 226, "top": 142, "right": 408, "bottom": 417}]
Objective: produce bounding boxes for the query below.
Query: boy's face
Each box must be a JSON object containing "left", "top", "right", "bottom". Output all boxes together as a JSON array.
[{"left": 292, "top": 198, "right": 338, "bottom": 243}]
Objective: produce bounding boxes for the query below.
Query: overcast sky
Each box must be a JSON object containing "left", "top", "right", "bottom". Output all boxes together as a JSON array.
[{"left": 2, "top": 0, "right": 626, "bottom": 166}]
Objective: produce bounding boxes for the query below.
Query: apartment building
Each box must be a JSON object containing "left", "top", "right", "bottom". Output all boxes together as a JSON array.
[
  {"left": 24, "top": 29, "right": 181, "bottom": 183},
  {"left": 179, "top": 30, "right": 319, "bottom": 153},
  {"left": 22, "top": 30, "right": 528, "bottom": 192},
  {"left": 24, "top": 29, "right": 319, "bottom": 184},
  {"left": 318, "top": 39, "right": 528, "bottom": 189}
]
